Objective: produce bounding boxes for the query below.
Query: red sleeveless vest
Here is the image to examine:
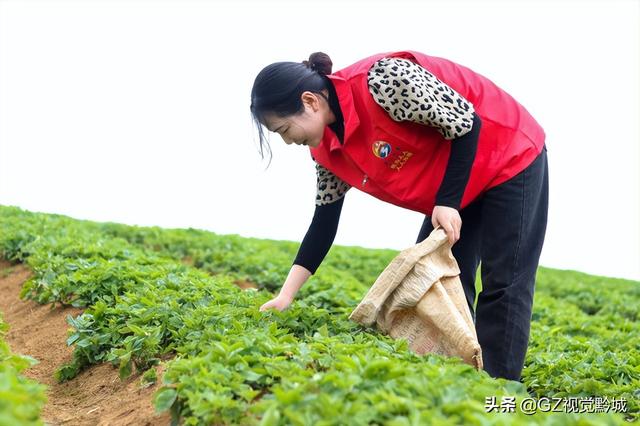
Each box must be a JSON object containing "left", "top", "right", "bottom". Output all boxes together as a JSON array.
[{"left": 309, "top": 50, "right": 545, "bottom": 216}]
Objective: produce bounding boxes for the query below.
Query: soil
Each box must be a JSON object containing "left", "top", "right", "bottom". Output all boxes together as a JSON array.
[
  {"left": 233, "top": 279, "right": 258, "bottom": 290},
  {"left": 0, "top": 259, "right": 173, "bottom": 426}
]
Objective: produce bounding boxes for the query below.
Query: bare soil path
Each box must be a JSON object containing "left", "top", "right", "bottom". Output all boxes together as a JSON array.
[{"left": 0, "top": 259, "right": 172, "bottom": 426}]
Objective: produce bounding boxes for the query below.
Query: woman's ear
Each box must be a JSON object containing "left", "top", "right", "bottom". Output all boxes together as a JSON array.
[{"left": 301, "top": 91, "right": 321, "bottom": 112}]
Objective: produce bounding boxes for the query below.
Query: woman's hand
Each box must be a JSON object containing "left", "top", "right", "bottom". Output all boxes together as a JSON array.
[
  {"left": 431, "top": 205, "right": 462, "bottom": 245},
  {"left": 259, "top": 293, "right": 293, "bottom": 312}
]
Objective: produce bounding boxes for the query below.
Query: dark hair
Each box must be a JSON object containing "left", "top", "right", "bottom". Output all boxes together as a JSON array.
[{"left": 250, "top": 52, "right": 333, "bottom": 169}]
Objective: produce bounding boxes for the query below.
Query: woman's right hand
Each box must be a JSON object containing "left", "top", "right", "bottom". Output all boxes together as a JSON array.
[{"left": 259, "top": 294, "right": 293, "bottom": 312}]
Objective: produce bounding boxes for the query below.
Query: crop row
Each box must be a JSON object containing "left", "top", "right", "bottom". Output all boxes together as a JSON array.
[{"left": 0, "top": 205, "right": 637, "bottom": 424}]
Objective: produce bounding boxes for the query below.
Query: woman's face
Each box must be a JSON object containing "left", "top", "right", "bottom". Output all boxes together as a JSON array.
[{"left": 263, "top": 91, "right": 330, "bottom": 148}]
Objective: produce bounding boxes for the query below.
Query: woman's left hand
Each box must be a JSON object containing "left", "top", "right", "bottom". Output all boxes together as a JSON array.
[{"left": 431, "top": 205, "right": 462, "bottom": 246}]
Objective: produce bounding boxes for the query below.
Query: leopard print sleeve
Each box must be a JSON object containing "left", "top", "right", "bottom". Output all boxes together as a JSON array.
[
  {"left": 315, "top": 162, "right": 351, "bottom": 206},
  {"left": 367, "top": 57, "right": 475, "bottom": 140}
]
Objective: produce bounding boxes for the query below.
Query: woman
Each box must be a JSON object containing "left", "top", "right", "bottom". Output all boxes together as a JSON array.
[{"left": 250, "top": 50, "right": 549, "bottom": 382}]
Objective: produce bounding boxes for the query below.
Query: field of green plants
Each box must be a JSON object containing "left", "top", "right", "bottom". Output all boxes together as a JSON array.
[
  {"left": 0, "top": 204, "right": 638, "bottom": 425},
  {"left": 0, "top": 311, "right": 47, "bottom": 425}
]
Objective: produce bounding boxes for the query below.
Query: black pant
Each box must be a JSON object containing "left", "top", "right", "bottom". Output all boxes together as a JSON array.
[{"left": 416, "top": 146, "right": 549, "bottom": 381}]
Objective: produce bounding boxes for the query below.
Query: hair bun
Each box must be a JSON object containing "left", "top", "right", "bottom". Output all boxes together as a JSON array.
[{"left": 302, "top": 52, "right": 332, "bottom": 75}]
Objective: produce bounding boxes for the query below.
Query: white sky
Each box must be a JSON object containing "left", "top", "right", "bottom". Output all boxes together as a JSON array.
[{"left": 1, "top": 0, "right": 638, "bottom": 281}]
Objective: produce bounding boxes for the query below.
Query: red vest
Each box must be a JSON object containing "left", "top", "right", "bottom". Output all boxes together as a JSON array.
[{"left": 309, "top": 50, "right": 545, "bottom": 216}]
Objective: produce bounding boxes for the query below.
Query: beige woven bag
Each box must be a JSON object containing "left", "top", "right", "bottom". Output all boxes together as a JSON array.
[{"left": 349, "top": 226, "right": 483, "bottom": 370}]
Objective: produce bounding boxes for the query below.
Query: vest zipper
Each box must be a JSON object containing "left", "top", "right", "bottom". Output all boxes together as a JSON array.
[{"left": 362, "top": 174, "right": 368, "bottom": 187}]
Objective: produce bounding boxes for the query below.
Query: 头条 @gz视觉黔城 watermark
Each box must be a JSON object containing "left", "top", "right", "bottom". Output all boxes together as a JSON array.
[{"left": 484, "top": 395, "right": 628, "bottom": 415}]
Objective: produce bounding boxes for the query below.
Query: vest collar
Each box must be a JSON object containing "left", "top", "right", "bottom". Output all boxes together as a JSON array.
[{"left": 325, "top": 74, "right": 360, "bottom": 152}]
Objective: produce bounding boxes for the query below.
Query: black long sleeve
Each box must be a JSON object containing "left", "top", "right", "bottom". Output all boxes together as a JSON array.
[
  {"left": 435, "top": 113, "right": 482, "bottom": 210},
  {"left": 292, "top": 195, "right": 345, "bottom": 275}
]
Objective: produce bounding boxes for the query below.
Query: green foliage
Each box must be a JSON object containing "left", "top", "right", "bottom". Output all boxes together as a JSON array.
[
  {"left": 524, "top": 269, "right": 640, "bottom": 418},
  {"left": 140, "top": 365, "right": 157, "bottom": 386},
  {"left": 0, "top": 312, "right": 47, "bottom": 425},
  {"left": 0, "top": 204, "right": 638, "bottom": 425}
]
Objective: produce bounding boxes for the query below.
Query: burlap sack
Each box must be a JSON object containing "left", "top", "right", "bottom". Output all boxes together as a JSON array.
[{"left": 349, "top": 226, "right": 483, "bottom": 370}]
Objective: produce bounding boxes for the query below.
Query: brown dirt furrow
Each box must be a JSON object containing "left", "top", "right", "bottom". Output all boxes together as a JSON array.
[{"left": 0, "top": 259, "right": 172, "bottom": 426}]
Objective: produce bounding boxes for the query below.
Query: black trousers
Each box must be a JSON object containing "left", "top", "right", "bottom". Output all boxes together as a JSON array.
[{"left": 416, "top": 145, "right": 549, "bottom": 382}]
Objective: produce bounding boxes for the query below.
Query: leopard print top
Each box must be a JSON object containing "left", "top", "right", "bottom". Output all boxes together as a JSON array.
[
  {"left": 314, "top": 57, "right": 476, "bottom": 206},
  {"left": 368, "top": 58, "right": 475, "bottom": 139},
  {"left": 315, "top": 162, "right": 351, "bottom": 206}
]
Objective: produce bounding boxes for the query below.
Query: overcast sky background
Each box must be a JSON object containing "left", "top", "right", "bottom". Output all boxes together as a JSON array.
[{"left": 1, "top": 0, "right": 638, "bottom": 281}]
